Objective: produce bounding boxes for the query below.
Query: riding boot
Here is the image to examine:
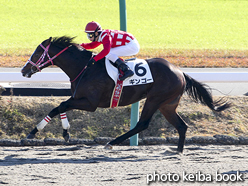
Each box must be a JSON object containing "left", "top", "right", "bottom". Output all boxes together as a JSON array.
[{"left": 114, "top": 58, "right": 134, "bottom": 81}]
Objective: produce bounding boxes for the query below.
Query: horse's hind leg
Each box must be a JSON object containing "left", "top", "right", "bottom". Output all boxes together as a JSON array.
[
  {"left": 159, "top": 102, "right": 188, "bottom": 153},
  {"left": 106, "top": 100, "right": 159, "bottom": 148}
]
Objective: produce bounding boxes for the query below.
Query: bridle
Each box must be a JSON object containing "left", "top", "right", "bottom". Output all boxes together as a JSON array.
[
  {"left": 27, "top": 43, "right": 69, "bottom": 73},
  {"left": 26, "top": 41, "right": 90, "bottom": 97}
]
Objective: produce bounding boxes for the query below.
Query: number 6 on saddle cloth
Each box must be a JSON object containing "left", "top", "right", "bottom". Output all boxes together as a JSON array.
[{"left": 106, "top": 58, "right": 154, "bottom": 108}]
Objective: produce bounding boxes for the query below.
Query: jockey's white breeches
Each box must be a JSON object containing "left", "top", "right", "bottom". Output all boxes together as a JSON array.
[{"left": 105, "top": 39, "right": 140, "bottom": 62}]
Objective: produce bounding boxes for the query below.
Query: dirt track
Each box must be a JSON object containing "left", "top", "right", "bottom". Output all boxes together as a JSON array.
[{"left": 0, "top": 144, "right": 247, "bottom": 185}]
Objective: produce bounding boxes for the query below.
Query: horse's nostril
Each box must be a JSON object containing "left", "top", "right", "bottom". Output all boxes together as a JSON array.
[{"left": 21, "top": 68, "right": 26, "bottom": 73}]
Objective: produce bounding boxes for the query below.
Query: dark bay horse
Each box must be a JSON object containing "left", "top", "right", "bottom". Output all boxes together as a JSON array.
[{"left": 21, "top": 36, "right": 231, "bottom": 153}]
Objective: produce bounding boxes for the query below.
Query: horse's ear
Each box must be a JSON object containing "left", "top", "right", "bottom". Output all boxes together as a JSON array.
[{"left": 48, "top": 37, "right": 52, "bottom": 42}]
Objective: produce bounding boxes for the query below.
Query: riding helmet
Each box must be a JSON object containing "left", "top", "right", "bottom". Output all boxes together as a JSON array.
[{"left": 85, "top": 21, "right": 102, "bottom": 33}]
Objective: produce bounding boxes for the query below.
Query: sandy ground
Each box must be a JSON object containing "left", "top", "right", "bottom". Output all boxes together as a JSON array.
[{"left": 0, "top": 144, "right": 248, "bottom": 186}]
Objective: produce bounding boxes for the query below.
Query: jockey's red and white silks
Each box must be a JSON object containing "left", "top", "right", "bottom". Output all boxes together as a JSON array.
[
  {"left": 106, "top": 39, "right": 140, "bottom": 62},
  {"left": 81, "top": 29, "right": 140, "bottom": 62}
]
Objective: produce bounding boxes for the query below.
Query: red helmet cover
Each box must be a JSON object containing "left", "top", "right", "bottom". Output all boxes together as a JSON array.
[{"left": 85, "top": 21, "right": 102, "bottom": 33}]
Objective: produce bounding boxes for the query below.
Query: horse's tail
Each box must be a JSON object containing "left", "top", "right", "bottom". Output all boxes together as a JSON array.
[{"left": 183, "top": 73, "right": 231, "bottom": 112}]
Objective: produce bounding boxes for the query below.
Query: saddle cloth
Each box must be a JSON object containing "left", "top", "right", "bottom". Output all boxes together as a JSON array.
[{"left": 105, "top": 58, "right": 154, "bottom": 86}]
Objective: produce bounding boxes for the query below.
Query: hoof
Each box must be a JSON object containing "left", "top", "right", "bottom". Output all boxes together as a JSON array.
[
  {"left": 104, "top": 143, "right": 113, "bottom": 150},
  {"left": 169, "top": 147, "right": 182, "bottom": 154},
  {"left": 63, "top": 129, "right": 70, "bottom": 142},
  {"left": 63, "top": 133, "right": 70, "bottom": 142},
  {"left": 27, "top": 133, "right": 35, "bottom": 139}
]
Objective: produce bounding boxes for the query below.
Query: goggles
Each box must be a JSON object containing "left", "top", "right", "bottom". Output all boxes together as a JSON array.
[{"left": 87, "top": 32, "right": 95, "bottom": 40}]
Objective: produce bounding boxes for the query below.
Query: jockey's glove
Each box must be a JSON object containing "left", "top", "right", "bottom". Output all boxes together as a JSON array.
[{"left": 88, "top": 58, "right": 96, "bottom": 68}]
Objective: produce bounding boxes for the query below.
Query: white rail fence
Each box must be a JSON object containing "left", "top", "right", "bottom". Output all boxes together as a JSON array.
[{"left": 1, "top": 72, "right": 248, "bottom": 84}]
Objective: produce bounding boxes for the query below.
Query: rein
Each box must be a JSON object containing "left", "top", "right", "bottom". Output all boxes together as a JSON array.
[
  {"left": 71, "top": 59, "right": 92, "bottom": 98},
  {"left": 70, "top": 66, "right": 87, "bottom": 83},
  {"left": 28, "top": 43, "right": 69, "bottom": 72},
  {"left": 71, "top": 56, "right": 95, "bottom": 98},
  {"left": 70, "top": 55, "right": 95, "bottom": 82}
]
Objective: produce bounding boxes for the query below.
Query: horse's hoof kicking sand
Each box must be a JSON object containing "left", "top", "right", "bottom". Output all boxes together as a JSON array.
[{"left": 104, "top": 143, "right": 113, "bottom": 150}]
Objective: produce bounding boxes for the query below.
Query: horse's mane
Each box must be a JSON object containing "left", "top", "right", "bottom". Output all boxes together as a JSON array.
[
  {"left": 51, "top": 36, "right": 93, "bottom": 60},
  {"left": 51, "top": 36, "right": 78, "bottom": 48}
]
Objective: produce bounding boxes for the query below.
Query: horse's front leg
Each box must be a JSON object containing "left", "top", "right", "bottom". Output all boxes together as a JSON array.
[
  {"left": 27, "top": 97, "right": 97, "bottom": 141},
  {"left": 27, "top": 106, "right": 71, "bottom": 140},
  {"left": 60, "top": 112, "right": 71, "bottom": 141},
  {"left": 27, "top": 97, "right": 72, "bottom": 140}
]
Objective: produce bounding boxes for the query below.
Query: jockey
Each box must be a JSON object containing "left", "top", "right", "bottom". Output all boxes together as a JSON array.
[{"left": 80, "top": 21, "right": 140, "bottom": 81}]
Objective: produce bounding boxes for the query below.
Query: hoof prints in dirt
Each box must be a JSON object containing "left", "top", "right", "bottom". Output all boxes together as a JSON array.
[{"left": 0, "top": 180, "right": 9, "bottom": 184}]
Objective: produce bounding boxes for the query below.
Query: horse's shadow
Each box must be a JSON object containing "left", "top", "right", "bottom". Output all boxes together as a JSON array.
[
  {"left": 1, "top": 153, "right": 152, "bottom": 167},
  {"left": 0, "top": 145, "right": 183, "bottom": 166}
]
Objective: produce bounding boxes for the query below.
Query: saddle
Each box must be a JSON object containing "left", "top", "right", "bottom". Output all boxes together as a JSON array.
[
  {"left": 106, "top": 58, "right": 154, "bottom": 108},
  {"left": 105, "top": 58, "right": 153, "bottom": 86}
]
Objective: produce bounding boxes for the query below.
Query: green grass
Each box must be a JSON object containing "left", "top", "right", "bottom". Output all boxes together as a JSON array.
[{"left": 0, "top": 0, "right": 247, "bottom": 55}]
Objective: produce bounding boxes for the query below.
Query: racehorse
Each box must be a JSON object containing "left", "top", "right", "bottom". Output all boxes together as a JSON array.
[{"left": 21, "top": 36, "right": 231, "bottom": 153}]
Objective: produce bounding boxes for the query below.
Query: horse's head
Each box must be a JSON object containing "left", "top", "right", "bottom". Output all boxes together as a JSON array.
[{"left": 21, "top": 37, "right": 53, "bottom": 78}]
